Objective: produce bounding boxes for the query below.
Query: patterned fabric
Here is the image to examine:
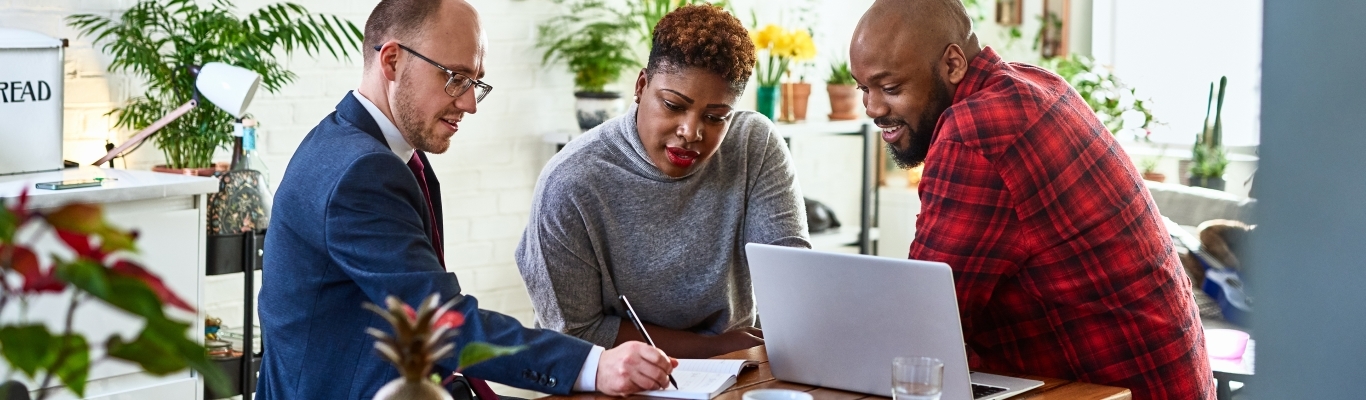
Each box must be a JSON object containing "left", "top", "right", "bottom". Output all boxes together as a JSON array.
[
  {"left": 908, "top": 47, "right": 1214, "bottom": 400},
  {"left": 206, "top": 169, "right": 270, "bottom": 235}
]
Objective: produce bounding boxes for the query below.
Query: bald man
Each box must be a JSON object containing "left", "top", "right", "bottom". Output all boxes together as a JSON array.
[
  {"left": 850, "top": 1, "right": 1213, "bottom": 399},
  {"left": 258, "top": 0, "right": 675, "bottom": 398}
]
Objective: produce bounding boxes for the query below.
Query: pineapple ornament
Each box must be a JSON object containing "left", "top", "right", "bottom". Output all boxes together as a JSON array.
[{"left": 365, "top": 294, "right": 525, "bottom": 400}]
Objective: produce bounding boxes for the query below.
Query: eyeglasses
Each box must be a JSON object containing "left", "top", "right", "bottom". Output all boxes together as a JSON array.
[{"left": 374, "top": 44, "right": 492, "bottom": 103}]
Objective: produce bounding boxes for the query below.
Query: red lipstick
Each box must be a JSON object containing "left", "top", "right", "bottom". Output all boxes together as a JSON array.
[{"left": 665, "top": 146, "right": 699, "bottom": 169}]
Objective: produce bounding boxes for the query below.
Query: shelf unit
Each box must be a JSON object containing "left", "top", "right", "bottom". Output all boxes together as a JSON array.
[{"left": 205, "top": 231, "right": 264, "bottom": 400}]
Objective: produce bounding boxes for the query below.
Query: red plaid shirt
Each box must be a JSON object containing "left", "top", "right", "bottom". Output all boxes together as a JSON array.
[{"left": 909, "top": 47, "right": 1214, "bottom": 400}]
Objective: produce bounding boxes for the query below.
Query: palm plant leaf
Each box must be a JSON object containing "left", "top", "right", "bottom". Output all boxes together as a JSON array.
[{"left": 66, "top": 0, "right": 362, "bottom": 169}]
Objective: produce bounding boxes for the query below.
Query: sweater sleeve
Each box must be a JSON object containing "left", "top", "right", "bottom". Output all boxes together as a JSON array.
[
  {"left": 742, "top": 117, "right": 811, "bottom": 248},
  {"left": 515, "top": 173, "right": 623, "bottom": 348}
]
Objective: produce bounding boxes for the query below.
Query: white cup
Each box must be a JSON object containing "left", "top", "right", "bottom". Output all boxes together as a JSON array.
[{"left": 742, "top": 389, "right": 814, "bottom": 400}]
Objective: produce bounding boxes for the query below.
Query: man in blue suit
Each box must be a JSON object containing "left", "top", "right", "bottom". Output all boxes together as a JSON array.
[{"left": 257, "top": 0, "right": 677, "bottom": 398}]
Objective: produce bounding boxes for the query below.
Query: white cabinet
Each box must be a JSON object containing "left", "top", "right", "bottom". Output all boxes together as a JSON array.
[{"left": 0, "top": 168, "right": 218, "bottom": 400}]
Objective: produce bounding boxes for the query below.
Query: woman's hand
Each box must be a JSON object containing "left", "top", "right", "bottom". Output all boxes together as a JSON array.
[{"left": 709, "top": 327, "right": 764, "bottom": 356}]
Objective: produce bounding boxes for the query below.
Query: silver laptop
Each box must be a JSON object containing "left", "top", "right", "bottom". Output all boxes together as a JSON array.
[{"left": 745, "top": 243, "right": 1043, "bottom": 400}]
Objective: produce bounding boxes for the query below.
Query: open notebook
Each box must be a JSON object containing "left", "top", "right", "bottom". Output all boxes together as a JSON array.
[{"left": 638, "top": 359, "right": 758, "bottom": 399}]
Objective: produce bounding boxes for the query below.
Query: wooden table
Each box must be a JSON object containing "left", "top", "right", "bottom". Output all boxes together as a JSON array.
[{"left": 539, "top": 346, "right": 1130, "bottom": 400}]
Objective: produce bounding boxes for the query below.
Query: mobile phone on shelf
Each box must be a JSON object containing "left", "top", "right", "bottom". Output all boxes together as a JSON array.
[{"left": 35, "top": 179, "right": 103, "bottom": 190}]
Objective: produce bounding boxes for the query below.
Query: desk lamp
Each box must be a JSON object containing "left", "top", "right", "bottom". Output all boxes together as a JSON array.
[{"left": 92, "top": 62, "right": 261, "bottom": 166}]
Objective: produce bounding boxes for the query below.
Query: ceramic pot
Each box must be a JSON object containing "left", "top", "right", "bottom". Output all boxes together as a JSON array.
[
  {"left": 574, "top": 92, "right": 624, "bottom": 131},
  {"left": 1190, "top": 176, "right": 1226, "bottom": 191},
  {"left": 1142, "top": 171, "right": 1166, "bottom": 183},
  {"left": 756, "top": 85, "right": 779, "bottom": 121},
  {"left": 373, "top": 378, "right": 453, "bottom": 400},
  {"left": 780, "top": 82, "right": 811, "bottom": 122},
  {"left": 827, "top": 84, "right": 859, "bottom": 120}
]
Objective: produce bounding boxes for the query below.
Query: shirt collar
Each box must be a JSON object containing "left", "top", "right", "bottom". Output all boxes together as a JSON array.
[
  {"left": 352, "top": 90, "right": 415, "bottom": 162},
  {"left": 951, "top": 46, "right": 1004, "bottom": 105}
]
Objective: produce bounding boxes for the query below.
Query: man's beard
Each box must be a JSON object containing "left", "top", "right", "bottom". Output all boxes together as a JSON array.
[
  {"left": 394, "top": 73, "right": 452, "bottom": 154},
  {"left": 883, "top": 73, "right": 953, "bottom": 169}
]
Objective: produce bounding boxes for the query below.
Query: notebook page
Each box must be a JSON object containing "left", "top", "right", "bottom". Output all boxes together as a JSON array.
[
  {"left": 638, "top": 371, "right": 736, "bottom": 399},
  {"left": 674, "top": 359, "right": 751, "bottom": 375}
]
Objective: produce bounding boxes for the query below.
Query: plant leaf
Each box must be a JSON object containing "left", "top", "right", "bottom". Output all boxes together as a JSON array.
[
  {"left": 110, "top": 260, "right": 195, "bottom": 313},
  {"left": 54, "top": 334, "right": 90, "bottom": 396},
  {"left": 55, "top": 259, "right": 111, "bottom": 299},
  {"left": 456, "top": 343, "right": 526, "bottom": 372},
  {"left": 0, "top": 202, "right": 16, "bottom": 242},
  {"left": 45, "top": 204, "right": 104, "bottom": 234},
  {"left": 55, "top": 229, "right": 105, "bottom": 261},
  {"left": 106, "top": 332, "right": 185, "bottom": 374},
  {"left": 0, "top": 325, "right": 56, "bottom": 379}
]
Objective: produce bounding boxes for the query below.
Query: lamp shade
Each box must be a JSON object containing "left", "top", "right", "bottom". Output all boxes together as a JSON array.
[{"left": 196, "top": 62, "right": 261, "bottom": 118}]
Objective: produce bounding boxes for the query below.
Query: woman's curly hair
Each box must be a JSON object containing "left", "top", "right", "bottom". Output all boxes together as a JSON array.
[{"left": 647, "top": 4, "right": 756, "bottom": 96}]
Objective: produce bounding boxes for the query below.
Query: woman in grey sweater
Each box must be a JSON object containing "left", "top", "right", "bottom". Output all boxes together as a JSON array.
[{"left": 516, "top": 5, "right": 809, "bottom": 359}]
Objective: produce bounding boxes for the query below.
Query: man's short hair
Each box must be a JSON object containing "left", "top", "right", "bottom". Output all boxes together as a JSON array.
[
  {"left": 363, "top": 0, "right": 443, "bottom": 65},
  {"left": 646, "top": 5, "right": 757, "bottom": 97}
]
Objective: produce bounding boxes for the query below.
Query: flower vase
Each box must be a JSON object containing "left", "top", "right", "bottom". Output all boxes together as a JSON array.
[{"left": 756, "top": 85, "right": 779, "bottom": 121}]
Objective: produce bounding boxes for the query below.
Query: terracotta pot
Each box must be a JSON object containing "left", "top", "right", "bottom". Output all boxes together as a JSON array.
[
  {"left": 152, "top": 162, "right": 228, "bottom": 177},
  {"left": 780, "top": 82, "right": 811, "bottom": 122},
  {"left": 827, "top": 84, "right": 859, "bottom": 120},
  {"left": 1142, "top": 171, "right": 1166, "bottom": 183}
]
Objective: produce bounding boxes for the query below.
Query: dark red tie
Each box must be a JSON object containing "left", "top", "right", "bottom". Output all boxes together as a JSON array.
[
  {"left": 406, "top": 153, "right": 499, "bottom": 400},
  {"left": 406, "top": 153, "right": 444, "bottom": 266}
]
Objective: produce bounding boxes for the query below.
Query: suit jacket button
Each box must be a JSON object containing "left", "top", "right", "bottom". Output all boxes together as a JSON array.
[{"left": 547, "top": 377, "right": 557, "bottom": 387}]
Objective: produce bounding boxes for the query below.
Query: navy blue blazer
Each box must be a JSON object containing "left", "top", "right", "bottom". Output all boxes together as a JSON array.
[{"left": 257, "top": 92, "right": 593, "bottom": 399}]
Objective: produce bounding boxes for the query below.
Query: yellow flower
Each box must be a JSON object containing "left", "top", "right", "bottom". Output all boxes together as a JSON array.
[
  {"left": 752, "top": 24, "right": 783, "bottom": 50},
  {"left": 787, "top": 29, "right": 816, "bottom": 61},
  {"left": 772, "top": 29, "right": 796, "bottom": 57}
]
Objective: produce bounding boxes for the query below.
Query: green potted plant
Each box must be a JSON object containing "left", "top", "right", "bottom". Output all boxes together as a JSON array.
[
  {"left": 538, "top": 0, "right": 729, "bottom": 131},
  {"left": 537, "top": 1, "right": 639, "bottom": 131},
  {"left": 67, "top": 0, "right": 362, "bottom": 175},
  {"left": 1190, "top": 77, "right": 1230, "bottom": 190},
  {"left": 0, "top": 192, "right": 229, "bottom": 399},
  {"left": 1043, "top": 54, "right": 1156, "bottom": 139},
  {"left": 1139, "top": 157, "right": 1165, "bottom": 182},
  {"left": 826, "top": 59, "right": 858, "bottom": 120}
]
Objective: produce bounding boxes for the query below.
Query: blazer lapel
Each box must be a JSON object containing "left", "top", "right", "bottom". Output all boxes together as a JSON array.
[{"left": 334, "top": 92, "right": 444, "bottom": 241}]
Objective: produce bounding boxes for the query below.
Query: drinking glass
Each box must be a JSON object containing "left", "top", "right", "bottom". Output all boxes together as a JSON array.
[{"left": 892, "top": 356, "right": 944, "bottom": 400}]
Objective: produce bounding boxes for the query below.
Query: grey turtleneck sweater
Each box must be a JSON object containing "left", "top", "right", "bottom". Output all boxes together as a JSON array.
[{"left": 515, "top": 105, "right": 810, "bottom": 348}]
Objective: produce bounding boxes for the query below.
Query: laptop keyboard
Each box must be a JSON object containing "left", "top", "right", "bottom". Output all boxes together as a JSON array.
[{"left": 972, "top": 383, "right": 1009, "bottom": 399}]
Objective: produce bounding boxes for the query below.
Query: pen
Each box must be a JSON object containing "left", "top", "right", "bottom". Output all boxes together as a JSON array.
[{"left": 619, "top": 294, "right": 679, "bottom": 390}]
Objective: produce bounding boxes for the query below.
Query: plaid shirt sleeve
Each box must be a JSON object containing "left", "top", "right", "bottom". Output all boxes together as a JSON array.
[{"left": 909, "top": 48, "right": 1214, "bottom": 400}]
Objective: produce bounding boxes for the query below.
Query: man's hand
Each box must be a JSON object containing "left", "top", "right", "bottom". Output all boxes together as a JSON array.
[
  {"left": 711, "top": 327, "right": 764, "bottom": 356},
  {"left": 596, "top": 341, "right": 678, "bottom": 396}
]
